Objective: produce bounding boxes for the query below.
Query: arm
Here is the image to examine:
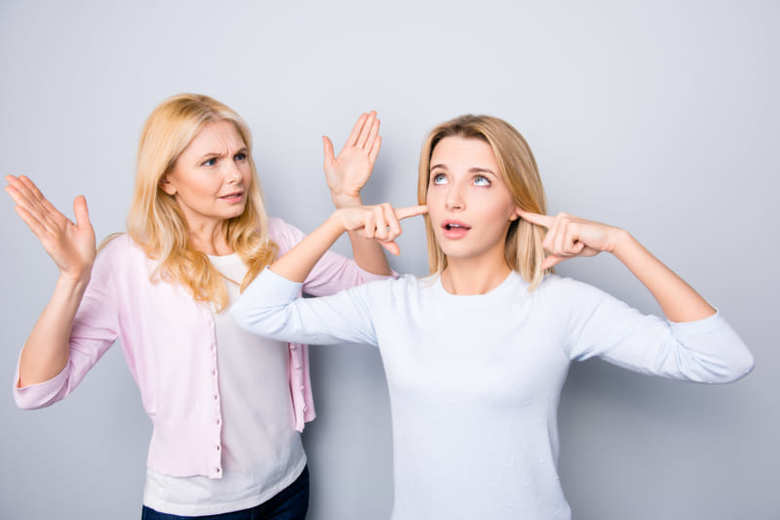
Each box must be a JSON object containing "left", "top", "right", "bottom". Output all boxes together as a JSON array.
[
  {"left": 4, "top": 175, "right": 96, "bottom": 386},
  {"left": 610, "top": 231, "right": 714, "bottom": 322},
  {"left": 520, "top": 210, "right": 714, "bottom": 322},
  {"left": 270, "top": 204, "right": 426, "bottom": 284},
  {"left": 233, "top": 204, "right": 426, "bottom": 342},
  {"left": 518, "top": 209, "right": 753, "bottom": 381},
  {"left": 5, "top": 175, "right": 119, "bottom": 409},
  {"left": 561, "top": 277, "right": 753, "bottom": 383},
  {"left": 322, "top": 111, "right": 392, "bottom": 276}
]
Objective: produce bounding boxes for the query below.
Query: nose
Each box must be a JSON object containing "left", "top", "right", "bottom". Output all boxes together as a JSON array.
[
  {"left": 444, "top": 183, "right": 465, "bottom": 211},
  {"left": 224, "top": 161, "right": 242, "bottom": 183}
]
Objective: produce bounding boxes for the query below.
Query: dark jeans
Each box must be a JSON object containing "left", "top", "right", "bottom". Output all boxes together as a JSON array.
[{"left": 141, "top": 465, "right": 309, "bottom": 520}]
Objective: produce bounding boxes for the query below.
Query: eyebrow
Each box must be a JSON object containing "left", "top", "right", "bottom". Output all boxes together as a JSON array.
[
  {"left": 429, "top": 164, "right": 497, "bottom": 177},
  {"left": 197, "top": 147, "right": 248, "bottom": 161}
]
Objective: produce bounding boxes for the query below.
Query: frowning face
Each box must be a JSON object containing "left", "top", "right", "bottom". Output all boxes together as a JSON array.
[
  {"left": 426, "top": 136, "right": 519, "bottom": 265},
  {"left": 161, "top": 120, "right": 252, "bottom": 229}
]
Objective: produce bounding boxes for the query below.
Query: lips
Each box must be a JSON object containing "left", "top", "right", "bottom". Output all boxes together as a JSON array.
[
  {"left": 218, "top": 191, "right": 244, "bottom": 202},
  {"left": 441, "top": 219, "right": 471, "bottom": 239}
]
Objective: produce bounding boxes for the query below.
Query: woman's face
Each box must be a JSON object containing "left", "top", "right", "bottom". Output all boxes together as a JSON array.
[
  {"left": 426, "top": 136, "right": 519, "bottom": 265},
  {"left": 161, "top": 120, "right": 252, "bottom": 228}
]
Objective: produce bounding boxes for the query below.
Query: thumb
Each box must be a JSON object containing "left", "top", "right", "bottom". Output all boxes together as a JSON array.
[
  {"left": 380, "top": 240, "right": 400, "bottom": 256},
  {"left": 73, "top": 195, "right": 91, "bottom": 229},
  {"left": 322, "top": 136, "right": 336, "bottom": 166},
  {"left": 541, "top": 254, "right": 564, "bottom": 271}
]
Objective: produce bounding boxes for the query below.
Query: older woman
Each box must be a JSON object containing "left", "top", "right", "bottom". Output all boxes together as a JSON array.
[{"left": 5, "top": 93, "right": 392, "bottom": 519}]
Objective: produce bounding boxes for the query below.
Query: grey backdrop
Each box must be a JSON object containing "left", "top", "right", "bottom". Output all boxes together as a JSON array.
[{"left": 1, "top": 1, "right": 777, "bottom": 518}]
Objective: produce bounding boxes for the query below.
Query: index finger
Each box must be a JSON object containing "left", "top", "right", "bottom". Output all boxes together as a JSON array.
[
  {"left": 394, "top": 205, "right": 428, "bottom": 220},
  {"left": 517, "top": 209, "right": 554, "bottom": 228}
]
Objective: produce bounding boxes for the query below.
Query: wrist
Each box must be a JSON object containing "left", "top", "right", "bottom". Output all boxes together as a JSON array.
[
  {"left": 331, "top": 191, "right": 362, "bottom": 209},
  {"left": 57, "top": 269, "right": 92, "bottom": 292},
  {"left": 326, "top": 209, "right": 351, "bottom": 235},
  {"left": 610, "top": 228, "right": 635, "bottom": 256}
]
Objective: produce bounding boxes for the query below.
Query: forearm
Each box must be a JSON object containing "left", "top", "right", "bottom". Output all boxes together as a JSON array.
[
  {"left": 611, "top": 230, "right": 716, "bottom": 322},
  {"left": 18, "top": 273, "right": 90, "bottom": 386},
  {"left": 332, "top": 194, "right": 392, "bottom": 276},
  {"left": 270, "top": 213, "right": 346, "bottom": 283}
]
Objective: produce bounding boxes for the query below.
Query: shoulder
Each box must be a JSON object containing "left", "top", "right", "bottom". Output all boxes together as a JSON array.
[
  {"left": 533, "top": 273, "right": 610, "bottom": 309},
  {"left": 94, "top": 233, "right": 155, "bottom": 275},
  {"left": 360, "top": 273, "right": 429, "bottom": 304}
]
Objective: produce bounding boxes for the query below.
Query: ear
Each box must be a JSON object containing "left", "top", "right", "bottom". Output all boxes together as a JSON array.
[
  {"left": 509, "top": 205, "right": 522, "bottom": 221},
  {"left": 159, "top": 176, "right": 176, "bottom": 196}
]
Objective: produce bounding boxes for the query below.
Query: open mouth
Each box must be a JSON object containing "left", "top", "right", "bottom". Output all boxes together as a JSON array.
[
  {"left": 442, "top": 220, "right": 471, "bottom": 231},
  {"left": 441, "top": 220, "right": 471, "bottom": 239}
]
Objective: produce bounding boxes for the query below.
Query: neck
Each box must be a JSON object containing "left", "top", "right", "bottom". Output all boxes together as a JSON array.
[
  {"left": 441, "top": 254, "right": 512, "bottom": 295},
  {"left": 187, "top": 218, "right": 232, "bottom": 256}
]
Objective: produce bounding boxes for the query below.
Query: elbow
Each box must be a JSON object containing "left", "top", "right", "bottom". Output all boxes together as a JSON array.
[
  {"left": 703, "top": 348, "right": 755, "bottom": 384},
  {"left": 13, "top": 390, "right": 54, "bottom": 411},
  {"left": 723, "top": 348, "right": 755, "bottom": 383}
]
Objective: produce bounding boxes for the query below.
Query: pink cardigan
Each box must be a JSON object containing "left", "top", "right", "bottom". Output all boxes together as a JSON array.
[{"left": 13, "top": 217, "right": 391, "bottom": 478}]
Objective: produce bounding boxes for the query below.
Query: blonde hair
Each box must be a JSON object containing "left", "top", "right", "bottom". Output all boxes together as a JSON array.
[
  {"left": 126, "top": 93, "right": 277, "bottom": 312},
  {"left": 417, "top": 114, "right": 550, "bottom": 290}
]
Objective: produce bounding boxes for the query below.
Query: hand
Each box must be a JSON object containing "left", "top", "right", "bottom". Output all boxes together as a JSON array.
[
  {"left": 333, "top": 203, "right": 427, "bottom": 255},
  {"left": 323, "top": 111, "right": 381, "bottom": 208},
  {"left": 5, "top": 175, "right": 96, "bottom": 281},
  {"left": 517, "top": 209, "right": 624, "bottom": 270}
]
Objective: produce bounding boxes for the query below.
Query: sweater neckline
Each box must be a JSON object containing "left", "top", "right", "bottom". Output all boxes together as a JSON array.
[{"left": 431, "top": 270, "right": 527, "bottom": 306}]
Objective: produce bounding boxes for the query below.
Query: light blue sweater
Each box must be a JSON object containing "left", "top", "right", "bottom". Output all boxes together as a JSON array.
[{"left": 232, "top": 268, "right": 753, "bottom": 520}]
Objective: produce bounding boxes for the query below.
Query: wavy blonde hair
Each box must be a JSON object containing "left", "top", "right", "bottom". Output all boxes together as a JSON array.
[
  {"left": 417, "top": 114, "right": 550, "bottom": 290},
  {"left": 125, "top": 93, "right": 277, "bottom": 312}
]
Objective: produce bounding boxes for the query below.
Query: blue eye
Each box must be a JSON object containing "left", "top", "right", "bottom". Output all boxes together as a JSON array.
[
  {"left": 202, "top": 157, "right": 217, "bottom": 167},
  {"left": 432, "top": 173, "right": 447, "bottom": 185},
  {"left": 474, "top": 175, "right": 491, "bottom": 187},
  {"left": 234, "top": 152, "right": 247, "bottom": 161}
]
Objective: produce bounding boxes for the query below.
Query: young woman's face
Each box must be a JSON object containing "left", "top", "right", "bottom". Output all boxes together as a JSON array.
[
  {"left": 161, "top": 120, "right": 252, "bottom": 228},
  {"left": 426, "top": 136, "right": 519, "bottom": 264}
]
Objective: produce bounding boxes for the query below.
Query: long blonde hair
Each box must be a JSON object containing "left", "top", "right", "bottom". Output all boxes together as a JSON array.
[
  {"left": 417, "top": 114, "right": 550, "bottom": 290},
  {"left": 126, "top": 93, "right": 277, "bottom": 311}
]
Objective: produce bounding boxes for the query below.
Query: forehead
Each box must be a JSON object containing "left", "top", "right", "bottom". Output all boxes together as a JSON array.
[
  {"left": 430, "top": 136, "right": 497, "bottom": 171},
  {"left": 185, "top": 120, "right": 245, "bottom": 155}
]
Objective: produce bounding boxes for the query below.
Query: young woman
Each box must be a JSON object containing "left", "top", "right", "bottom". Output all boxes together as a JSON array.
[
  {"left": 230, "top": 114, "right": 754, "bottom": 519},
  {"left": 5, "top": 94, "right": 394, "bottom": 519}
]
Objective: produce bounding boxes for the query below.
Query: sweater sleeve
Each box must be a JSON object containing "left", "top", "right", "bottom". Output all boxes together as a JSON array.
[
  {"left": 561, "top": 277, "right": 754, "bottom": 383},
  {"left": 232, "top": 267, "right": 379, "bottom": 347},
  {"left": 270, "top": 217, "right": 397, "bottom": 297},
  {"left": 12, "top": 237, "right": 121, "bottom": 409}
]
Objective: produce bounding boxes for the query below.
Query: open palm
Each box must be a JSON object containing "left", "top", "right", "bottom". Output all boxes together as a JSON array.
[
  {"left": 322, "top": 111, "right": 382, "bottom": 206},
  {"left": 5, "top": 175, "right": 96, "bottom": 280}
]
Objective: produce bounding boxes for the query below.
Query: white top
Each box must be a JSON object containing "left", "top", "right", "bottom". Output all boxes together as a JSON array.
[
  {"left": 143, "top": 254, "right": 306, "bottom": 516},
  {"left": 231, "top": 269, "right": 753, "bottom": 520}
]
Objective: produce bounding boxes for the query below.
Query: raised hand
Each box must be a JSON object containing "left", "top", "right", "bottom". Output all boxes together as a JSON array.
[
  {"left": 4, "top": 175, "right": 96, "bottom": 281},
  {"left": 517, "top": 209, "right": 623, "bottom": 270},
  {"left": 322, "top": 111, "right": 382, "bottom": 208},
  {"left": 334, "top": 203, "right": 427, "bottom": 256}
]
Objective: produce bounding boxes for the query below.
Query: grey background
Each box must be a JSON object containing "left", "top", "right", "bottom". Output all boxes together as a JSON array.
[{"left": 1, "top": 1, "right": 777, "bottom": 518}]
